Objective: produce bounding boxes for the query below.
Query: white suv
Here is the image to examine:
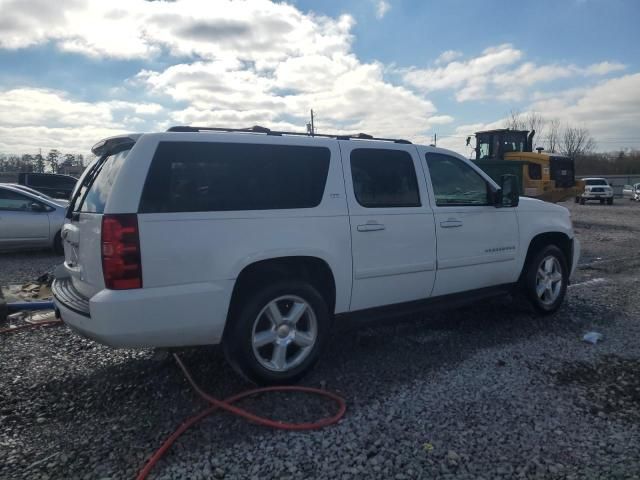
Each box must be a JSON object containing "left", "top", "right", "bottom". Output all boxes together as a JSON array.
[
  {"left": 578, "top": 178, "right": 614, "bottom": 205},
  {"left": 53, "top": 126, "right": 580, "bottom": 384}
]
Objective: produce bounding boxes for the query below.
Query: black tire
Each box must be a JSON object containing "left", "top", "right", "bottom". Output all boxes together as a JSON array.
[
  {"left": 607, "top": 197, "right": 613, "bottom": 205},
  {"left": 580, "top": 197, "right": 586, "bottom": 205},
  {"left": 523, "top": 244, "right": 568, "bottom": 315},
  {"left": 574, "top": 196, "right": 580, "bottom": 203},
  {"left": 223, "top": 280, "right": 330, "bottom": 385},
  {"left": 53, "top": 231, "right": 64, "bottom": 255}
]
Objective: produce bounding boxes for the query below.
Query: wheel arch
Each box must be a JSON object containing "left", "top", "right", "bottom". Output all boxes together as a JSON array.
[
  {"left": 519, "top": 231, "right": 573, "bottom": 283},
  {"left": 225, "top": 255, "right": 337, "bottom": 331}
]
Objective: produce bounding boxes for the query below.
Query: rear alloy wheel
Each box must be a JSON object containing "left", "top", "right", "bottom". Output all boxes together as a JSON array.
[
  {"left": 223, "top": 281, "right": 329, "bottom": 385},
  {"left": 524, "top": 245, "right": 568, "bottom": 315}
]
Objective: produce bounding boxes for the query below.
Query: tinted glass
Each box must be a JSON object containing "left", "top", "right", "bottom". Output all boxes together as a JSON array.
[
  {"left": 426, "top": 153, "right": 490, "bottom": 206},
  {"left": 0, "top": 188, "right": 34, "bottom": 211},
  {"left": 528, "top": 163, "right": 542, "bottom": 180},
  {"left": 27, "top": 174, "right": 76, "bottom": 188},
  {"left": 585, "top": 179, "right": 607, "bottom": 186},
  {"left": 350, "top": 149, "right": 420, "bottom": 208},
  {"left": 79, "top": 149, "right": 130, "bottom": 213},
  {"left": 139, "top": 142, "right": 331, "bottom": 213}
]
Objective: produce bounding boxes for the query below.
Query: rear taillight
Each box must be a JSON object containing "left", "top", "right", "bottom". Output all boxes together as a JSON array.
[{"left": 101, "top": 214, "right": 142, "bottom": 290}]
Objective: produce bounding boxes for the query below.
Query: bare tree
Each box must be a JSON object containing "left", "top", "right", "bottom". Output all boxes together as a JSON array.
[
  {"left": 560, "top": 126, "right": 596, "bottom": 159},
  {"left": 505, "top": 110, "right": 546, "bottom": 148},
  {"left": 505, "top": 109, "right": 526, "bottom": 130},
  {"left": 546, "top": 118, "right": 561, "bottom": 153}
]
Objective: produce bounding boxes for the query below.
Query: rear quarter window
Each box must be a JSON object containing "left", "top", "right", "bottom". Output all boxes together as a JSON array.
[
  {"left": 78, "top": 149, "right": 130, "bottom": 213},
  {"left": 139, "top": 142, "right": 331, "bottom": 213}
]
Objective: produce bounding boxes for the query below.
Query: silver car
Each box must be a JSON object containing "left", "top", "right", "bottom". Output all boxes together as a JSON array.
[
  {"left": 0, "top": 183, "right": 67, "bottom": 254},
  {"left": 622, "top": 183, "right": 640, "bottom": 202}
]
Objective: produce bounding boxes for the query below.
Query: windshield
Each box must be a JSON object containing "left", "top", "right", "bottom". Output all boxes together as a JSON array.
[{"left": 586, "top": 179, "right": 607, "bottom": 186}]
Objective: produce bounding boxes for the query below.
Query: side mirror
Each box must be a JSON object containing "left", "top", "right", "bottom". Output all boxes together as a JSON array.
[
  {"left": 30, "top": 202, "right": 46, "bottom": 212},
  {"left": 495, "top": 174, "right": 519, "bottom": 208}
]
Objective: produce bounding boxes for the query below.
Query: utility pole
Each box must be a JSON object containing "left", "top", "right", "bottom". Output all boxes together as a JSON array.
[{"left": 307, "top": 109, "right": 316, "bottom": 136}]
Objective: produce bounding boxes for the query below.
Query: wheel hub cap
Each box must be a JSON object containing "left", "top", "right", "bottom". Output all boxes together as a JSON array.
[{"left": 277, "top": 324, "right": 290, "bottom": 338}]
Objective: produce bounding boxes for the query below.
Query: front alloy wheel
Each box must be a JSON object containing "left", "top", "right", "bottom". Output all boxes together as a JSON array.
[
  {"left": 535, "top": 256, "right": 563, "bottom": 307},
  {"left": 524, "top": 245, "right": 568, "bottom": 314}
]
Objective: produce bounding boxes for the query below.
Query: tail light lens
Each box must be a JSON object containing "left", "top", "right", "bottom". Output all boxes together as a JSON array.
[{"left": 101, "top": 214, "right": 142, "bottom": 289}]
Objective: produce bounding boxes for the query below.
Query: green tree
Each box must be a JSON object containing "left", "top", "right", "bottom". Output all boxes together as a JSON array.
[
  {"left": 34, "top": 153, "right": 45, "bottom": 173},
  {"left": 46, "top": 149, "right": 61, "bottom": 173}
]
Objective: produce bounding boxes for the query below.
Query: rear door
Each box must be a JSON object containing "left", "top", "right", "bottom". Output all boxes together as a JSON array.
[
  {"left": 62, "top": 147, "right": 132, "bottom": 298},
  {"left": 340, "top": 142, "right": 437, "bottom": 311},
  {"left": 420, "top": 150, "right": 519, "bottom": 297},
  {"left": 0, "top": 187, "right": 50, "bottom": 247}
]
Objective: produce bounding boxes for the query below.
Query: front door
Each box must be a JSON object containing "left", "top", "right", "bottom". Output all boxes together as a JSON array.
[
  {"left": 340, "top": 142, "right": 437, "bottom": 311},
  {"left": 421, "top": 151, "right": 520, "bottom": 297}
]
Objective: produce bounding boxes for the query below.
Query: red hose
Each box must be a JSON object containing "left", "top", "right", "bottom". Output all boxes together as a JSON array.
[
  {"left": 136, "top": 353, "right": 346, "bottom": 480},
  {"left": 0, "top": 319, "right": 63, "bottom": 334}
]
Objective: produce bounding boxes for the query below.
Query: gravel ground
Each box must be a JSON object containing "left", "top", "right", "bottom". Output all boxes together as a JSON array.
[
  {"left": 1, "top": 200, "right": 640, "bottom": 480},
  {"left": 0, "top": 250, "right": 61, "bottom": 287}
]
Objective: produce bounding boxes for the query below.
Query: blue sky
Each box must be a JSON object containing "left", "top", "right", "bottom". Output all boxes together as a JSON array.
[{"left": 0, "top": 0, "right": 638, "bottom": 154}]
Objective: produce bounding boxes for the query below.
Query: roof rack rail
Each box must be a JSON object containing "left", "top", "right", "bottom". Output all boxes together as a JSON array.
[{"left": 166, "top": 125, "right": 412, "bottom": 144}]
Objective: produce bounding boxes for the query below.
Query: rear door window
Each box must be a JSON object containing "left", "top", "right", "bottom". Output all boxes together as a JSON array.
[
  {"left": 349, "top": 148, "right": 420, "bottom": 208},
  {"left": 139, "top": 142, "right": 331, "bottom": 213}
]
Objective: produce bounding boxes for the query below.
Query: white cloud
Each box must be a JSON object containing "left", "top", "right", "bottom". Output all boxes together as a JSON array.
[
  {"left": 435, "top": 50, "right": 462, "bottom": 65},
  {"left": 528, "top": 73, "right": 640, "bottom": 148},
  {"left": 583, "top": 61, "right": 626, "bottom": 76},
  {"left": 375, "top": 1, "right": 391, "bottom": 19},
  {"left": 0, "top": 0, "right": 446, "bottom": 152},
  {"left": 403, "top": 44, "right": 626, "bottom": 102},
  {"left": 0, "top": 0, "right": 355, "bottom": 64},
  {"left": 0, "top": 88, "right": 163, "bottom": 152},
  {"left": 0, "top": 0, "right": 635, "bottom": 155},
  {"left": 436, "top": 73, "right": 640, "bottom": 155},
  {"left": 138, "top": 56, "right": 438, "bottom": 140}
]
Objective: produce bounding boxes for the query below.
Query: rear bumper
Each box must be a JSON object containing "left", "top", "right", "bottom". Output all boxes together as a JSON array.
[{"left": 52, "top": 277, "right": 234, "bottom": 348}]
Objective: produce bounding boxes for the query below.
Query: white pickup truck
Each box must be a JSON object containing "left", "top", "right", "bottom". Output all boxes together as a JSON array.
[
  {"left": 53, "top": 127, "right": 580, "bottom": 384},
  {"left": 578, "top": 178, "right": 614, "bottom": 205}
]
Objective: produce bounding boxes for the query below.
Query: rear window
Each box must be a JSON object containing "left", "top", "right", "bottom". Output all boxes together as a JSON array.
[
  {"left": 139, "top": 142, "right": 331, "bottom": 213},
  {"left": 585, "top": 179, "right": 607, "bottom": 186},
  {"left": 75, "top": 149, "right": 130, "bottom": 213}
]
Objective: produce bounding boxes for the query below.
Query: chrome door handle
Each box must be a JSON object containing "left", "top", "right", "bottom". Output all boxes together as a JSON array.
[
  {"left": 440, "top": 220, "right": 463, "bottom": 228},
  {"left": 357, "top": 223, "right": 385, "bottom": 232}
]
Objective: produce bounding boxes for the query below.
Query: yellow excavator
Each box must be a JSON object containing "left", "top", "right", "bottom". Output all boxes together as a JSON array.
[{"left": 469, "top": 129, "right": 584, "bottom": 203}]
